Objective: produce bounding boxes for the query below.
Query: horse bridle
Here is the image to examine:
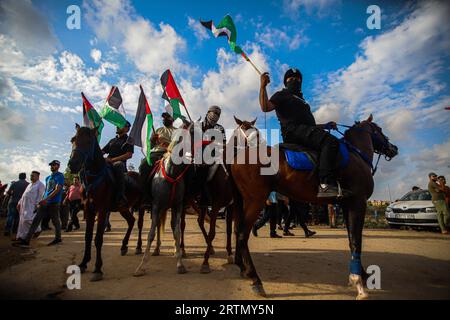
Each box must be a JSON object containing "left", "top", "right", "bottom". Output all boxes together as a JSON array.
[{"left": 336, "top": 122, "right": 393, "bottom": 176}]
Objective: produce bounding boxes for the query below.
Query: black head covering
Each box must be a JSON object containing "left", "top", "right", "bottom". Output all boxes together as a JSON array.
[{"left": 284, "top": 68, "right": 302, "bottom": 86}]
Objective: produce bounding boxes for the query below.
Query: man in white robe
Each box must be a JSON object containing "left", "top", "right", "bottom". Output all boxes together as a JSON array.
[{"left": 16, "top": 171, "right": 45, "bottom": 241}]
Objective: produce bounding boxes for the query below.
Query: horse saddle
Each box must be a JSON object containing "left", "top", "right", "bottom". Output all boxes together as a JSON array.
[{"left": 280, "top": 140, "right": 350, "bottom": 171}]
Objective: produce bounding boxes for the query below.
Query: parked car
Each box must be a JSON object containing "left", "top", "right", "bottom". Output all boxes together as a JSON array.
[{"left": 385, "top": 190, "right": 439, "bottom": 229}]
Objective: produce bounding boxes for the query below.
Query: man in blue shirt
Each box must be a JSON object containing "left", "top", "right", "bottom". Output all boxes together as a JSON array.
[
  {"left": 252, "top": 191, "right": 282, "bottom": 238},
  {"left": 15, "top": 160, "right": 65, "bottom": 247}
]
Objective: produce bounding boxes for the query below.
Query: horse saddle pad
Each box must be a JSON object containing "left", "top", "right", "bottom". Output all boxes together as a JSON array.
[{"left": 280, "top": 140, "right": 349, "bottom": 171}]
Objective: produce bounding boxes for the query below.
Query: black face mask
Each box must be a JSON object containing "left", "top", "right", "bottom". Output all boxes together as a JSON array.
[
  {"left": 286, "top": 79, "right": 302, "bottom": 95},
  {"left": 163, "top": 119, "right": 173, "bottom": 127}
]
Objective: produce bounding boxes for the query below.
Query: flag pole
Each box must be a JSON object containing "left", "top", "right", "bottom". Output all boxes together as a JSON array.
[
  {"left": 241, "top": 52, "right": 262, "bottom": 75},
  {"left": 139, "top": 84, "right": 156, "bottom": 135},
  {"left": 182, "top": 103, "right": 193, "bottom": 123}
]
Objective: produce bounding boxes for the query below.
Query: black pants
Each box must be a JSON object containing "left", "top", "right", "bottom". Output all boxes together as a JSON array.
[
  {"left": 254, "top": 204, "right": 278, "bottom": 236},
  {"left": 68, "top": 199, "right": 82, "bottom": 229},
  {"left": 276, "top": 201, "right": 289, "bottom": 227},
  {"left": 284, "top": 125, "right": 340, "bottom": 185},
  {"left": 113, "top": 161, "right": 126, "bottom": 198},
  {"left": 25, "top": 203, "right": 61, "bottom": 242},
  {"left": 60, "top": 203, "right": 69, "bottom": 229},
  {"left": 289, "top": 200, "right": 311, "bottom": 234}
]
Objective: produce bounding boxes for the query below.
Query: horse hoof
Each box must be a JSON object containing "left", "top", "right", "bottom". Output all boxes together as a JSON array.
[
  {"left": 251, "top": 284, "right": 267, "bottom": 297},
  {"left": 79, "top": 265, "right": 87, "bottom": 273},
  {"left": 356, "top": 292, "right": 369, "bottom": 300},
  {"left": 135, "top": 248, "right": 142, "bottom": 255},
  {"left": 200, "top": 264, "right": 211, "bottom": 274},
  {"left": 227, "top": 255, "right": 234, "bottom": 264},
  {"left": 210, "top": 246, "right": 215, "bottom": 255},
  {"left": 152, "top": 249, "right": 160, "bottom": 256},
  {"left": 90, "top": 272, "right": 103, "bottom": 282},
  {"left": 177, "top": 265, "right": 187, "bottom": 274},
  {"left": 133, "top": 269, "right": 146, "bottom": 277}
]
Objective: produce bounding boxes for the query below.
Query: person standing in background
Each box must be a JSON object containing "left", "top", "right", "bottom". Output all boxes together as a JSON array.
[
  {"left": 428, "top": 172, "right": 449, "bottom": 234},
  {"left": 15, "top": 160, "right": 65, "bottom": 247},
  {"left": 15, "top": 171, "right": 45, "bottom": 241},
  {"left": 64, "top": 176, "right": 82, "bottom": 232},
  {"left": 4, "top": 173, "right": 29, "bottom": 237},
  {"left": 252, "top": 192, "right": 282, "bottom": 238}
]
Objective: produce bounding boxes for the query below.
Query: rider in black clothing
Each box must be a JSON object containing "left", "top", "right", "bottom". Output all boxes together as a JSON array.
[
  {"left": 259, "top": 68, "right": 342, "bottom": 198},
  {"left": 102, "top": 121, "right": 134, "bottom": 207}
]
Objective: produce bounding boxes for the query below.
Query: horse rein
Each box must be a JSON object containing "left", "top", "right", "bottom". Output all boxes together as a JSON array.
[{"left": 335, "top": 123, "right": 391, "bottom": 176}]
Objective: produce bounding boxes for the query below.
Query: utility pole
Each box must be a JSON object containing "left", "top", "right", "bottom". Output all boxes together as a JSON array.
[{"left": 387, "top": 184, "right": 392, "bottom": 202}]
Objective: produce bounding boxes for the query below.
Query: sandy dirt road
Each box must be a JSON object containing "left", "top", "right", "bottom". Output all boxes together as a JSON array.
[{"left": 0, "top": 213, "right": 449, "bottom": 300}]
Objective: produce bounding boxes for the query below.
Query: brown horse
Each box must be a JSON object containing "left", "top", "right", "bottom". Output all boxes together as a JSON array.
[
  {"left": 68, "top": 124, "right": 142, "bottom": 281},
  {"left": 190, "top": 118, "right": 259, "bottom": 273},
  {"left": 229, "top": 115, "right": 398, "bottom": 299},
  {"left": 196, "top": 164, "right": 234, "bottom": 273}
]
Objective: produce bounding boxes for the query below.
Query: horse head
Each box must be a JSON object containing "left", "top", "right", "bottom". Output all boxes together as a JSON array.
[
  {"left": 359, "top": 114, "right": 399, "bottom": 160},
  {"left": 68, "top": 123, "right": 100, "bottom": 174},
  {"left": 233, "top": 116, "right": 259, "bottom": 147}
]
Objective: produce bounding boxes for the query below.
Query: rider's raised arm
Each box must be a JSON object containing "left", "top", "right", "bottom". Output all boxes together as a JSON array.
[{"left": 259, "top": 72, "right": 276, "bottom": 112}]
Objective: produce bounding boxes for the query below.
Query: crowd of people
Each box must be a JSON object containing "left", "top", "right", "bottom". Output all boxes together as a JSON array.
[{"left": 1, "top": 160, "right": 84, "bottom": 247}]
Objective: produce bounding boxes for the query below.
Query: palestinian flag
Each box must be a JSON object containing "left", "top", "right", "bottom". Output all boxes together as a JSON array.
[
  {"left": 100, "top": 86, "right": 128, "bottom": 128},
  {"left": 160, "top": 69, "right": 183, "bottom": 120},
  {"left": 81, "top": 92, "right": 104, "bottom": 142},
  {"left": 128, "top": 85, "right": 154, "bottom": 165},
  {"left": 200, "top": 15, "right": 244, "bottom": 55}
]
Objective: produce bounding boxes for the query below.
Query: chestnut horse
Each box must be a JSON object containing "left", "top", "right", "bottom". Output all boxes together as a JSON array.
[
  {"left": 68, "top": 124, "right": 142, "bottom": 281},
  {"left": 229, "top": 115, "right": 398, "bottom": 299},
  {"left": 194, "top": 118, "right": 259, "bottom": 273}
]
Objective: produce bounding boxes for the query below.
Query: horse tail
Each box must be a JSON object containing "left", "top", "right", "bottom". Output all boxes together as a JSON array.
[{"left": 159, "top": 209, "right": 167, "bottom": 235}]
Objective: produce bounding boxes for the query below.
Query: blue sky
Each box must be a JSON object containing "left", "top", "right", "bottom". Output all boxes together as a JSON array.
[{"left": 0, "top": 0, "right": 449, "bottom": 200}]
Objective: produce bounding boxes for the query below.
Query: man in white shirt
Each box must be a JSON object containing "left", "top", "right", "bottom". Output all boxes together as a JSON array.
[{"left": 15, "top": 171, "right": 45, "bottom": 241}]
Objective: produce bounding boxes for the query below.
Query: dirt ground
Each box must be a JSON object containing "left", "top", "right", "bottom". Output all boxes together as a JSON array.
[{"left": 0, "top": 213, "right": 449, "bottom": 300}]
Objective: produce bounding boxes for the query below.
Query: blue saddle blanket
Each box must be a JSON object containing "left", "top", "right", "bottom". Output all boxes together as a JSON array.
[{"left": 284, "top": 141, "right": 349, "bottom": 171}]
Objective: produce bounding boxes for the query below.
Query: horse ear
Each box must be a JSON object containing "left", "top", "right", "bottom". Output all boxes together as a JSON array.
[
  {"left": 234, "top": 116, "right": 243, "bottom": 126},
  {"left": 250, "top": 117, "right": 257, "bottom": 126},
  {"left": 75, "top": 123, "right": 81, "bottom": 131},
  {"left": 367, "top": 114, "right": 373, "bottom": 122}
]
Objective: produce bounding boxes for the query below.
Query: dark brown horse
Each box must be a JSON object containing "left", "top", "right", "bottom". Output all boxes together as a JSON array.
[
  {"left": 68, "top": 124, "right": 142, "bottom": 281},
  {"left": 229, "top": 115, "right": 398, "bottom": 299},
  {"left": 196, "top": 164, "right": 234, "bottom": 273},
  {"left": 188, "top": 118, "right": 259, "bottom": 273}
]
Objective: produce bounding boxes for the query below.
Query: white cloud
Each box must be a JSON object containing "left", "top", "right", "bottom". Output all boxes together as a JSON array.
[
  {"left": 187, "top": 16, "right": 210, "bottom": 42},
  {"left": 283, "top": 0, "right": 340, "bottom": 18},
  {"left": 255, "top": 25, "right": 309, "bottom": 50},
  {"left": 410, "top": 139, "right": 450, "bottom": 174},
  {"left": 84, "top": 0, "right": 189, "bottom": 77},
  {"left": 0, "top": 36, "right": 115, "bottom": 102},
  {"left": 313, "top": 1, "right": 450, "bottom": 137},
  {"left": 314, "top": 102, "right": 351, "bottom": 124},
  {"left": 0, "top": 0, "right": 57, "bottom": 56},
  {"left": 90, "top": 48, "right": 102, "bottom": 63},
  {"left": 178, "top": 45, "right": 269, "bottom": 129},
  {"left": 0, "top": 102, "right": 27, "bottom": 141},
  {"left": 310, "top": 1, "right": 450, "bottom": 200},
  {"left": 0, "top": 146, "right": 71, "bottom": 185}
]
